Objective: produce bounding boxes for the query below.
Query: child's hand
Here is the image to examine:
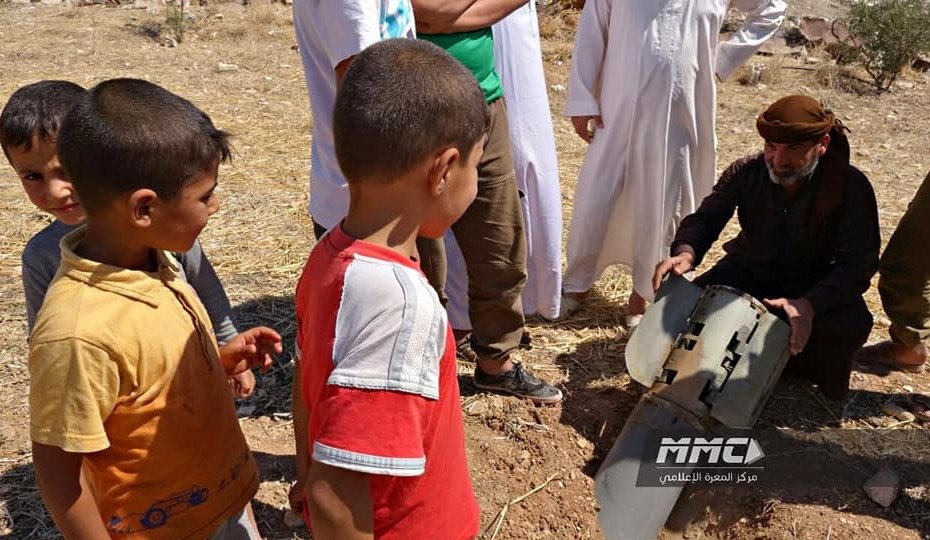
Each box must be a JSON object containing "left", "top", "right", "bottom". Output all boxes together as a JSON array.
[
  {"left": 229, "top": 369, "right": 257, "bottom": 398},
  {"left": 220, "top": 327, "right": 283, "bottom": 375},
  {"left": 288, "top": 480, "right": 306, "bottom": 514}
]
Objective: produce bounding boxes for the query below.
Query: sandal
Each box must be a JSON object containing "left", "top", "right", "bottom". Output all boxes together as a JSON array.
[{"left": 856, "top": 341, "right": 926, "bottom": 374}]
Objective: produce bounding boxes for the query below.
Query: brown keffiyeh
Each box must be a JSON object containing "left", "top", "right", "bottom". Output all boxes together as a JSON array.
[{"left": 756, "top": 95, "right": 838, "bottom": 143}]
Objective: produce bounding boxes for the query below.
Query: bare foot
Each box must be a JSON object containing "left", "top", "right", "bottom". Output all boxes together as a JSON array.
[
  {"left": 624, "top": 290, "right": 647, "bottom": 328},
  {"left": 891, "top": 341, "right": 928, "bottom": 369},
  {"left": 857, "top": 340, "right": 926, "bottom": 373},
  {"left": 558, "top": 290, "right": 589, "bottom": 319},
  {"left": 626, "top": 290, "right": 646, "bottom": 316},
  {"left": 564, "top": 290, "right": 588, "bottom": 303}
]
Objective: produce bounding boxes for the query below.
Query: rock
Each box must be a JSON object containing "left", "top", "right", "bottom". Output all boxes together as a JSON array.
[
  {"left": 487, "top": 395, "right": 504, "bottom": 412},
  {"left": 798, "top": 17, "right": 852, "bottom": 45},
  {"left": 217, "top": 62, "right": 239, "bottom": 72},
  {"left": 863, "top": 467, "right": 900, "bottom": 508},
  {"left": 902, "top": 385, "right": 914, "bottom": 393},
  {"left": 468, "top": 399, "right": 488, "bottom": 416},
  {"left": 881, "top": 402, "right": 915, "bottom": 422},
  {"left": 799, "top": 16, "right": 831, "bottom": 42},
  {"left": 550, "top": 84, "right": 566, "bottom": 93},
  {"left": 804, "top": 56, "right": 820, "bottom": 65},
  {"left": 575, "top": 437, "right": 590, "bottom": 449},
  {"left": 158, "top": 35, "right": 178, "bottom": 48}
]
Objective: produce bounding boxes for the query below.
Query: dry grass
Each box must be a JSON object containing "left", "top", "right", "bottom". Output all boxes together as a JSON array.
[
  {"left": 0, "top": 3, "right": 928, "bottom": 538},
  {"left": 0, "top": 3, "right": 311, "bottom": 536}
]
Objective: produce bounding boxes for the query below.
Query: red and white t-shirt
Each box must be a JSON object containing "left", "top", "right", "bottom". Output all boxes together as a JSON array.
[{"left": 295, "top": 224, "right": 480, "bottom": 539}]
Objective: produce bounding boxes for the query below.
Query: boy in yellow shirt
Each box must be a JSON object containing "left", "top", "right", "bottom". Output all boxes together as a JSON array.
[{"left": 28, "top": 78, "right": 281, "bottom": 539}]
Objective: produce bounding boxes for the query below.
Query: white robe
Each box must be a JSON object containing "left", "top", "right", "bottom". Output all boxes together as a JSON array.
[
  {"left": 562, "top": 0, "right": 786, "bottom": 301},
  {"left": 443, "top": 1, "right": 565, "bottom": 328}
]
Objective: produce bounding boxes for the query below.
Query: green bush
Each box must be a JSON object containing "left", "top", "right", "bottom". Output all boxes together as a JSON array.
[
  {"left": 165, "top": 0, "right": 186, "bottom": 43},
  {"left": 845, "top": 0, "right": 930, "bottom": 90}
]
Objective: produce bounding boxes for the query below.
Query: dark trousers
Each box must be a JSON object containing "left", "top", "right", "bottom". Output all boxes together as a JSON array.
[
  {"left": 312, "top": 219, "right": 327, "bottom": 241},
  {"left": 878, "top": 170, "right": 930, "bottom": 347},
  {"left": 695, "top": 259, "right": 872, "bottom": 400},
  {"left": 417, "top": 98, "right": 527, "bottom": 361}
]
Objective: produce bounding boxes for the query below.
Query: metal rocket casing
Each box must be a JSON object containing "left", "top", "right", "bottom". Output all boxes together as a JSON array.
[{"left": 595, "top": 275, "right": 791, "bottom": 540}]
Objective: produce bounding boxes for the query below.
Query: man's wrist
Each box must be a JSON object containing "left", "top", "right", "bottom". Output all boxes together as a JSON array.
[
  {"left": 797, "top": 297, "right": 815, "bottom": 317},
  {"left": 672, "top": 244, "right": 696, "bottom": 263},
  {"left": 797, "top": 295, "right": 817, "bottom": 317}
]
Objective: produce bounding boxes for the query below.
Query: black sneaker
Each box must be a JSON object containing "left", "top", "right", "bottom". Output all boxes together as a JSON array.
[{"left": 473, "top": 362, "right": 563, "bottom": 404}]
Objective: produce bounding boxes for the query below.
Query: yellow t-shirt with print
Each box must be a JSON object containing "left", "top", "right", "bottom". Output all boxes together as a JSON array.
[{"left": 29, "top": 227, "right": 258, "bottom": 539}]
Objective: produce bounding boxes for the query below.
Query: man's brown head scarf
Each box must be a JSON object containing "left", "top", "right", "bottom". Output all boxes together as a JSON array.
[{"left": 756, "top": 95, "right": 838, "bottom": 143}]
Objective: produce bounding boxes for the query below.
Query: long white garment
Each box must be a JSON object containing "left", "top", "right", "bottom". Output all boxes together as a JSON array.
[
  {"left": 562, "top": 0, "right": 786, "bottom": 301},
  {"left": 293, "top": 0, "right": 416, "bottom": 230},
  {"left": 444, "top": 1, "right": 565, "bottom": 328}
]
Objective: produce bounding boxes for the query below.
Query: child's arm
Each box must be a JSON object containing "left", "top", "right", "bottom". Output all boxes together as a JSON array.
[
  {"left": 32, "top": 442, "right": 108, "bottom": 539},
  {"left": 219, "top": 326, "right": 282, "bottom": 375},
  {"left": 21, "top": 232, "right": 61, "bottom": 334},
  {"left": 305, "top": 461, "right": 373, "bottom": 539},
  {"left": 289, "top": 356, "right": 312, "bottom": 514},
  {"left": 22, "top": 257, "right": 53, "bottom": 335}
]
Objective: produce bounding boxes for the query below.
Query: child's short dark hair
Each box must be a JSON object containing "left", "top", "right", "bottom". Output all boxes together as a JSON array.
[
  {"left": 57, "top": 78, "right": 231, "bottom": 214},
  {"left": 0, "top": 80, "right": 85, "bottom": 160},
  {"left": 333, "top": 39, "right": 490, "bottom": 183}
]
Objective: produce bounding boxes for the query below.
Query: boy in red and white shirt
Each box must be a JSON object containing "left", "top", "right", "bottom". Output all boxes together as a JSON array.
[{"left": 294, "top": 39, "right": 487, "bottom": 538}]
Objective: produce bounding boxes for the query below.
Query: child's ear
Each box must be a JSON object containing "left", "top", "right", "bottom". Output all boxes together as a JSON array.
[
  {"left": 128, "top": 188, "right": 158, "bottom": 227},
  {"left": 427, "top": 147, "right": 460, "bottom": 197}
]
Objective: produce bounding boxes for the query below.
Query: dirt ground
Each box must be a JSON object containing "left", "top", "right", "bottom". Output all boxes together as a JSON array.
[{"left": 0, "top": 2, "right": 928, "bottom": 539}]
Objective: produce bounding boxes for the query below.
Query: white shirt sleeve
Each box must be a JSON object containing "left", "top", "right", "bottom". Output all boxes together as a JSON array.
[
  {"left": 306, "top": 0, "right": 382, "bottom": 69},
  {"left": 330, "top": 255, "right": 446, "bottom": 400},
  {"left": 563, "top": 0, "right": 613, "bottom": 117},
  {"left": 715, "top": 0, "right": 787, "bottom": 81}
]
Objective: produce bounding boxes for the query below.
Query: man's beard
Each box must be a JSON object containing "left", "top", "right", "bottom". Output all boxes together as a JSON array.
[{"left": 766, "top": 154, "right": 820, "bottom": 186}]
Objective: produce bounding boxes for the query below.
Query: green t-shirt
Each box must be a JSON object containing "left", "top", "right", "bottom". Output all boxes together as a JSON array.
[{"left": 419, "top": 28, "right": 503, "bottom": 103}]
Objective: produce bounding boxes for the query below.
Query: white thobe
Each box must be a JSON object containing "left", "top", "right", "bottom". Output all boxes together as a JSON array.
[
  {"left": 444, "top": 1, "right": 565, "bottom": 328},
  {"left": 562, "top": 0, "right": 786, "bottom": 301}
]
